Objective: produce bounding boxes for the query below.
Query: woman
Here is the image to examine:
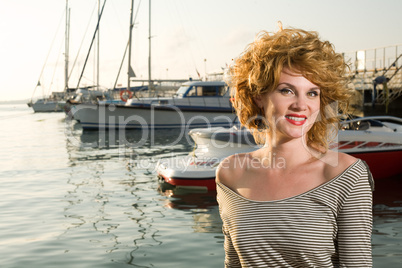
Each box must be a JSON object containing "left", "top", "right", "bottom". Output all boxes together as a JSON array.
[{"left": 216, "top": 27, "right": 374, "bottom": 267}]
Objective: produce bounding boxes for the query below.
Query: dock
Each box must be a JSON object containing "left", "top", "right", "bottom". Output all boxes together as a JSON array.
[{"left": 344, "top": 44, "right": 402, "bottom": 111}]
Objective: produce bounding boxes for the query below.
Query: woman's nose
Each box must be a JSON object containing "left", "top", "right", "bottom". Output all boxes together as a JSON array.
[{"left": 291, "top": 96, "right": 307, "bottom": 111}]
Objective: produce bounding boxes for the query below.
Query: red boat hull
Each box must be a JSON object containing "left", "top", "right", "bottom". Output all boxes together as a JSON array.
[
  {"left": 350, "top": 150, "right": 402, "bottom": 179},
  {"left": 159, "top": 174, "right": 217, "bottom": 191},
  {"left": 159, "top": 150, "right": 402, "bottom": 191}
]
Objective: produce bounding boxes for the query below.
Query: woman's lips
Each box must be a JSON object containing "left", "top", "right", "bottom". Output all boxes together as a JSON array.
[{"left": 285, "top": 114, "right": 307, "bottom": 126}]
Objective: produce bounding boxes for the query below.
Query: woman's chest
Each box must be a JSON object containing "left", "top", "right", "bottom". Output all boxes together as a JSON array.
[
  {"left": 226, "top": 200, "right": 338, "bottom": 249},
  {"left": 236, "top": 168, "right": 328, "bottom": 201}
]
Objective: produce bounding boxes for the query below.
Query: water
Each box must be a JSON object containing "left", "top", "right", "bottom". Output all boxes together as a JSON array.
[{"left": 0, "top": 103, "right": 401, "bottom": 267}]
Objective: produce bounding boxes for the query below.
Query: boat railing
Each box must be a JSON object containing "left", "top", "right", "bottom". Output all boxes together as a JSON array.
[
  {"left": 344, "top": 44, "right": 402, "bottom": 106},
  {"left": 344, "top": 44, "right": 402, "bottom": 75},
  {"left": 149, "top": 94, "right": 230, "bottom": 108},
  {"left": 340, "top": 116, "right": 402, "bottom": 133},
  {"left": 342, "top": 115, "right": 402, "bottom": 125}
]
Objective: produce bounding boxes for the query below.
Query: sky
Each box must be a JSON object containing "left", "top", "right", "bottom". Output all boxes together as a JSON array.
[{"left": 1, "top": 0, "right": 402, "bottom": 101}]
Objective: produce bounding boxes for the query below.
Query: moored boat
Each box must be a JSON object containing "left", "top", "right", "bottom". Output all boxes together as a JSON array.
[
  {"left": 28, "top": 93, "right": 67, "bottom": 113},
  {"left": 156, "top": 116, "right": 402, "bottom": 191},
  {"left": 70, "top": 80, "right": 236, "bottom": 129},
  {"left": 28, "top": 2, "right": 73, "bottom": 113}
]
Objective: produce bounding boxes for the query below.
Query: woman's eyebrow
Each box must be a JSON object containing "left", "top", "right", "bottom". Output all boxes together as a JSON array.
[
  {"left": 277, "top": 82, "right": 320, "bottom": 91},
  {"left": 277, "top": 82, "right": 294, "bottom": 88}
]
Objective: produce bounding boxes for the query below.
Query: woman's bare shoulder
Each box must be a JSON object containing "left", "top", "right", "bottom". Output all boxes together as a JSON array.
[
  {"left": 215, "top": 152, "right": 251, "bottom": 186},
  {"left": 322, "top": 151, "right": 358, "bottom": 180}
]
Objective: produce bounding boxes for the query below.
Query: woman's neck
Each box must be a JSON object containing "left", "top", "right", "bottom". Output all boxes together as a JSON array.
[{"left": 260, "top": 134, "right": 317, "bottom": 169}]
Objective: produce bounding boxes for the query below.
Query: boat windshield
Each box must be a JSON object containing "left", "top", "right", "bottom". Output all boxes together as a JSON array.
[
  {"left": 175, "top": 86, "right": 191, "bottom": 97},
  {"left": 176, "top": 85, "right": 227, "bottom": 97}
]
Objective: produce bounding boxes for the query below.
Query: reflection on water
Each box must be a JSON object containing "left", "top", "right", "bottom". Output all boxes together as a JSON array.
[
  {"left": 65, "top": 120, "right": 194, "bottom": 161},
  {"left": 158, "top": 182, "right": 222, "bottom": 234},
  {"left": 372, "top": 174, "right": 402, "bottom": 268},
  {"left": 61, "top": 119, "right": 224, "bottom": 267},
  {"left": 158, "top": 182, "right": 218, "bottom": 210},
  {"left": 2, "top": 104, "right": 402, "bottom": 267}
]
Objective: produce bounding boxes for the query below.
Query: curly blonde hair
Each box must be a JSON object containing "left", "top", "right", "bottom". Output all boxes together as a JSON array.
[{"left": 227, "top": 28, "right": 351, "bottom": 152}]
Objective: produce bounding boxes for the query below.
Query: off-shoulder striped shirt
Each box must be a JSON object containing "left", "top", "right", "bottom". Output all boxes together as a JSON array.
[{"left": 217, "top": 159, "right": 373, "bottom": 268}]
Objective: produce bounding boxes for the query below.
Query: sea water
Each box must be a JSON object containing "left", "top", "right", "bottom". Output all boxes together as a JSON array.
[{"left": 0, "top": 103, "right": 401, "bottom": 267}]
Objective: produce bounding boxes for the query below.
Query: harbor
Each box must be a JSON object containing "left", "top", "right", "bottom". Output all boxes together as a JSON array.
[
  {"left": 1, "top": 101, "right": 401, "bottom": 267},
  {"left": 4, "top": 33, "right": 402, "bottom": 268},
  {"left": 2, "top": 0, "right": 402, "bottom": 267}
]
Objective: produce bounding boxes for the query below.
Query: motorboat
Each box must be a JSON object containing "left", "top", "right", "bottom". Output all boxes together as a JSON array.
[
  {"left": 156, "top": 125, "right": 256, "bottom": 191},
  {"left": 156, "top": 116, "right": 402, "bottom": 191},
  {"left": 70, "top": 80, "right": 236, "bottom": 129}
]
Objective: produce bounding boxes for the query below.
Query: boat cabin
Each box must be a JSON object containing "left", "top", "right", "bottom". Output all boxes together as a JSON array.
[{"left": 175, "top": 81, "right": 229, "bottom": 98}]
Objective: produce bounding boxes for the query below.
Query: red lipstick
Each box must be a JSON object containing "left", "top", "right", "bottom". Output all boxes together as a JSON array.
[{"left": 285, "top": 114, "right": 307, "bottom": 126}]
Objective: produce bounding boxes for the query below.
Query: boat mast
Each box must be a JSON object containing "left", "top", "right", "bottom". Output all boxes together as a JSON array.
[
  {"left": 76, "top": 0, "right": 106, "bottom": 89},
  {"left": 97, "top": 0, "right": 100, "bottom": 91},
  {"left": 148, "top": 0, "right": 152, "bottom": 90},
  {"left": 127, "top": 0, "right": 134, "bottom": 94},
  {"left": 64, "top": 0, "right": 70, "bottom": 92}
]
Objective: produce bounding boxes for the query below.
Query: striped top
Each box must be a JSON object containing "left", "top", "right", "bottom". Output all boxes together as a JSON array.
[{"left": 217, "top": 159, "right": 374, "bottom": 268}]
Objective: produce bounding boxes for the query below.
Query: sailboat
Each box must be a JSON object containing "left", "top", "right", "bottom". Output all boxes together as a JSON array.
[
  {"left": 27, "top": 91, "right": 68, "bottom": 112},
  {"left": 28, "top": 0, "right": 73, "bottom": 113},
  {"left": 70, "top": 0, "right": 235, "bottom": 129},
  {"left": 63, "top": 0, "right": 116, "bottom": 115}
]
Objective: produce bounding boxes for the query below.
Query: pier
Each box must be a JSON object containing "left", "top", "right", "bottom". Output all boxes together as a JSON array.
[{"left": 344, "top": 44, "right": 402, "bottom": 110}]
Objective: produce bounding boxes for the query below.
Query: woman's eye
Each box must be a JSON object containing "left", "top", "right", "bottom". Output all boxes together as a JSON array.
[
  {"left": 307, "top": 91, "right": 320, "bottom": 97},
  {"left": 279, "top": 88, "right": 293, "bottom": 95}
]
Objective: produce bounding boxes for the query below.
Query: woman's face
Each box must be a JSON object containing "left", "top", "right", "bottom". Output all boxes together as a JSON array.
[{"left": 255, "top": 67, "right": 321, "bottom": 142}]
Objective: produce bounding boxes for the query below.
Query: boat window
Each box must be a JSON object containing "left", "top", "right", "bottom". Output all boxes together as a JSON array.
[
  {"left": 202, "top": 86, "right": 217, "bottom": 96},
  {"left": 341, "top": 120, "right": 371, "bottom": 130},
  {"left": 217, "top": 86, "right": 227, "bottom": 96},
  {"left": 186, "top": 86, "right": 203, "bottom": 96},
  {"left": 179, "top": 84, "right": 228, "bottom": 97}
]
